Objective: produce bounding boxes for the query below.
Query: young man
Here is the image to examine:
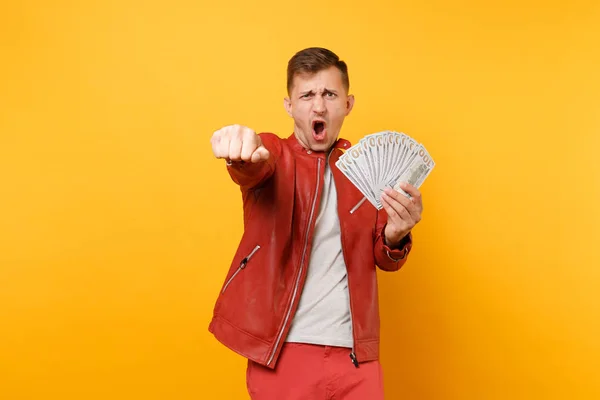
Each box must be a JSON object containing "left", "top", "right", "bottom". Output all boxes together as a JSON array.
[{"left": 209, "top": 47, "right": 423, "bottom": 399}]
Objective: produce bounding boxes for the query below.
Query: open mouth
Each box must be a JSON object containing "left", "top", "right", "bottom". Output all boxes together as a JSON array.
[{"left": 312, "top": 120, "right": 327, "bottom": 141}]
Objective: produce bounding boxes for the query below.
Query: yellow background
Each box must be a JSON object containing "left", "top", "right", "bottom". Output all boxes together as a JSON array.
[{"left": 1, "top": 1, "right": 599, "bottom": 399}]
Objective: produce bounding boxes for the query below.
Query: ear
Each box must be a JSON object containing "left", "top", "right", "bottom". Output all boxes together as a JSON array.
[
  {"left": 283, "top": 97, "right": 293, "bottom": 117},
  {"left": 345, "top": 94, "right": 355, "bottom": 116}
]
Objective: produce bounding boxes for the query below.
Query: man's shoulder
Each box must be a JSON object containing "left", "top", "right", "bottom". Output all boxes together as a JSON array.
[
  {"left": 257, "top": 132, "right": 281, "bottom": 139},
  {"left": 257, "top": 132, "right": 292, "bottom": 143},
  {"left": 256, "top": 132, "right": 298, "bottom": 156}
]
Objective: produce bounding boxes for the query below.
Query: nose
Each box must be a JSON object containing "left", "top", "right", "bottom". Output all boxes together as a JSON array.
[{"left": 312, "top": 95, "right": 326, "bottom": 114}]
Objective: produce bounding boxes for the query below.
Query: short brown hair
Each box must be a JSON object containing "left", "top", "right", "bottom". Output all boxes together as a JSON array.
[{"left": 286, "top": 47, "right": 349, "bottom": 94}]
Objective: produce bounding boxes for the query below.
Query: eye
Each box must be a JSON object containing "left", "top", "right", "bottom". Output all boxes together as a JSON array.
[
  {"left": 300, "top": 93, "right": 312, "bottom": 99},
  {"left": 325, "top": 91, "right": 337, "bottom": 98}
]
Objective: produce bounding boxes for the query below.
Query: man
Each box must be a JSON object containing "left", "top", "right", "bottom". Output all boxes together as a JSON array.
[{"left": 209, "top": 47, "right": 423, "bottom": 399}]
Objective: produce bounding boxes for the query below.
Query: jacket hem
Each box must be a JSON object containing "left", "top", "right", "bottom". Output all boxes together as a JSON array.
[{"left": 209, "top": 314, "right": 275, "bottom": 368}]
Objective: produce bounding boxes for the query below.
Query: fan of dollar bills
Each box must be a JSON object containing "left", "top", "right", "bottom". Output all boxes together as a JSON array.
[{"left": 336, "top": 131, "right": 435, "bottom": 210}]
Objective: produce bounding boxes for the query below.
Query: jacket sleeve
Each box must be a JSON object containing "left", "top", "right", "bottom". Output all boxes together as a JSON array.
[
  {"left": 373, "top": 208, "right": 413, "bottom": 272},
  {"left": 226, "top": 133, "right": 281, "bottom": 191}
]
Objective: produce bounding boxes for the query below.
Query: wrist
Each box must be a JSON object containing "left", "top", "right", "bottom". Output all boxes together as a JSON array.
[{"left": 384, "top": 229, "right": 410, "bottom": 250}]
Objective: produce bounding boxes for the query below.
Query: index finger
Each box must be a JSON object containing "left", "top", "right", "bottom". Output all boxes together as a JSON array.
[{"left": 397, "top": 182, "right": 422, "bottom": 202}]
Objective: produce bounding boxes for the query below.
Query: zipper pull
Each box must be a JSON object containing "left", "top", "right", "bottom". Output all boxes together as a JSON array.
[
  {"left": 349, "top": 352, "right": 359, "bottom": 368},
  {"left": 240, "top": 245, "right": 261, "bottom": 269}
]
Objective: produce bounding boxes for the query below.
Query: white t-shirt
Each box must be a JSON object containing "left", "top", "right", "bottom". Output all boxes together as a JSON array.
[{"left": 285, "top": 161, "right": 353, "bottom": 348}]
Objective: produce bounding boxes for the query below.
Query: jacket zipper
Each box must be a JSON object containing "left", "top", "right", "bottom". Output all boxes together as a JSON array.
[
  {"left": 346, "top": 274, "right": 358, "bottom": 368},
  {"left": 338, "top": 154, "right": 360, "bottom": 367},
  {"left": 266, "top": 157, "right": 322, "bottom": 366},
  {"left": 343, "top": 225, "right": 359, "bottom": 368},
  {"left": 330, "top": 150, "right": 359, "bottom": 366},
  {"left": 221, "top": 245, "right": 261, "bottom": 294}
]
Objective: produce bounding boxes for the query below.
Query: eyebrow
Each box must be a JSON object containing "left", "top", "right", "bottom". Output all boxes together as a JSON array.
[{"left": 299, "top": 88, "right": 339, "bottom": 96}]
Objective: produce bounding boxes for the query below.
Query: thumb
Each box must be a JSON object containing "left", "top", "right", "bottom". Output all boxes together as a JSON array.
[{"left": 250, "top": 146, "right": 270, "bottom": 163}]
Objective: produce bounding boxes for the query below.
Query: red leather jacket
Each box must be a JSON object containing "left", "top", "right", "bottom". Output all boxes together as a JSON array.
[{"left": 208, "top": 133, "right": 413, "bottom": 369}]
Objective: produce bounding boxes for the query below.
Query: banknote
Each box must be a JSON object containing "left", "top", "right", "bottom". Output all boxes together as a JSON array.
[{"left": 335, "top": 130, "right": 435, "bottom": 209}]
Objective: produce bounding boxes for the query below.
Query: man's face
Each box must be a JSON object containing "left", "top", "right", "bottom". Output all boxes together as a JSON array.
[{"left": 284, "top": 66, "right": 354, "bottom": 152}]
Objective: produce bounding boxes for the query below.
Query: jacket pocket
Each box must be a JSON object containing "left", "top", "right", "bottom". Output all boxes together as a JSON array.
[
  {"left": 349, "top": 196, "right": 367, "bottom": 214},
  {"left": 221, "top": 245, "right": 261, "bottom": 294}
]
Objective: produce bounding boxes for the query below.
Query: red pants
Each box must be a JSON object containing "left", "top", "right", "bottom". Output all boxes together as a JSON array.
[{"left": 246, "top": 343, "right": 385, "bottom": 399}]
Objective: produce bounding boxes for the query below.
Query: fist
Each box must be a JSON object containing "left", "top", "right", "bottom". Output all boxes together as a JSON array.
[
  {"left": 211, "top": 124, "right": 270, "bottom": 163},
  {"left": 381, "top": 183, "right": 423, "bottom": 248}
]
